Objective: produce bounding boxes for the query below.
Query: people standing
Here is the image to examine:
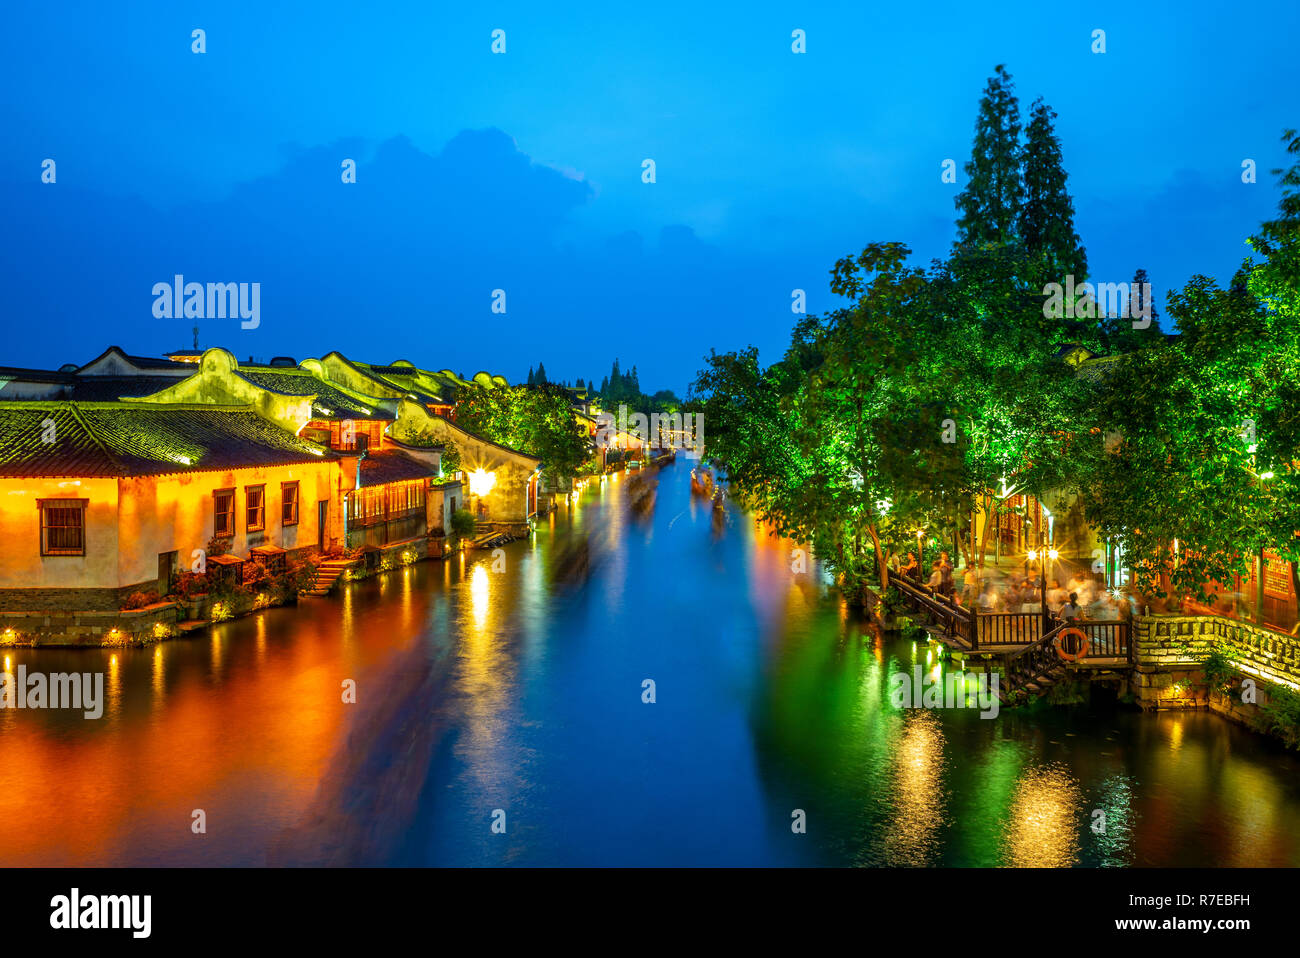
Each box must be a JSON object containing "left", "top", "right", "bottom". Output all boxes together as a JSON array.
[
  {"left": 1061, "top": 592, "right": 1082, "bottom": 624},
  {"left": 938, "top": 551, "right": 954, "bottom": 597},
  {"left": 1046, "top": 579, "right": 1068, "bottom": 617},
  {"left": 978, "top": 580, "right": 1000, "bottom": 612},
  {"left": 1019, "top": 582, "right": 1041, "bottom": 614}
]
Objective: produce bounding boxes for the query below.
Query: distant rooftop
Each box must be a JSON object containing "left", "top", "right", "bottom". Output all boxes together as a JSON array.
[
  {"left": 78, "top": 346, "right": 193, "bottom": 375},
  {"left": 237, "top": 366, "right": 395, "bottom": 420},
  {"left": 66, "top": 375, "right": 185, "bottom": 402}
]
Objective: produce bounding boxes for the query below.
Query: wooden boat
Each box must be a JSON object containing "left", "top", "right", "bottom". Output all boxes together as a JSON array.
[{"left": 626, "top": 472, "right": 658, "bottom": 518}]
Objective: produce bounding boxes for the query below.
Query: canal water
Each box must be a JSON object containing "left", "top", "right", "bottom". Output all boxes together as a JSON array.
[{"left": 3, "top": 461, "right": 1299, "bottom": 867}]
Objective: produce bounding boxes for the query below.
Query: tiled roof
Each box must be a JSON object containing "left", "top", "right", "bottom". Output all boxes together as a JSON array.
[
  {"left": 77, "top": 347, "right": 191, "bottom": 372},
  {"left": 404, "top": 387, "right": 448, "bottom": 406},
  {"left": 0, "top": 402, "right": 335, "bottom": 478},
  {"left": 362, "top": 364, "right": 417, "bottom": 378},
  {"left": 0, "top": 366, "right": 75, "bottom": 384},
  {"left": 356, "top": 361, "right": 459, "bottom": 404},
  {"left": 66, "top": 376, "right": 184, "bottom": 402},
  {"left": 356, "top": 449, "right": 439, "bottom": 487},
  {"left": 236, "top": 368, "right": 394, "bottom": 420}
]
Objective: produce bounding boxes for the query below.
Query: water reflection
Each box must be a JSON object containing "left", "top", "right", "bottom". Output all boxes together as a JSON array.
[
  {"left": 1093, "top": 774, "right": 1135, "bottom": 867},
  {"left": 1002, "top": 765, "right": 1082, "bottom": 867},
  {"left": 883, "top": 710, "right": 946, "bottom": 866},
  {"left": 0, "top": 462, "right": 1299, "bottom": 866}
]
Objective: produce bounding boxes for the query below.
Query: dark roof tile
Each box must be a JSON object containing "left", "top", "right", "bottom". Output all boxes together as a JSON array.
[
  {"left": 356, "top": 449, "right": 439, "bottom": 487},
  {"left": 0, "top": 402, "right": 335, "bottom": 478},
  {"left": 67, "top": 376, "right": 184, "bottom": 402},
  {"left": 237, "top": 368, "right": 393, "bottom": 420}
]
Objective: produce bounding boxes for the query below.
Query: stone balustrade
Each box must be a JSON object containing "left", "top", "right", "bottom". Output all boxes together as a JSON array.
[{"left": 1131, "top": 614, "right": 1300, "bottom": 711}]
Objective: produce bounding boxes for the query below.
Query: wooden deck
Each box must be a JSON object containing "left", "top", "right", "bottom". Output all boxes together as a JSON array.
[{"left": 892, "top": 571, "right": 1133, "bottom": 696}]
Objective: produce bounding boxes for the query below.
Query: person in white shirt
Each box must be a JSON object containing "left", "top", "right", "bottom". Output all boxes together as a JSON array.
[{"left": 1060, "top": 592, "right": 1081, "bottom": 623}]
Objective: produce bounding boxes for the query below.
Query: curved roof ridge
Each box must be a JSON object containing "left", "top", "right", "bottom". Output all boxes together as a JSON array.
[{"left": 66, "top": 401, "right": 128, "bottom": 475}]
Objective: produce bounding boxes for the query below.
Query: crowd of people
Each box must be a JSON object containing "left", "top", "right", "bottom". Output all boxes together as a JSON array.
[{"left": 894, "top": 550, "right": 1135, "bottom": 624}]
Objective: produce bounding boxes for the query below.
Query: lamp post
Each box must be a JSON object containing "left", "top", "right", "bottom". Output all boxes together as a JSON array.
[{"left": 1043, "top": 547, "right": 1058, "bottom": 633}]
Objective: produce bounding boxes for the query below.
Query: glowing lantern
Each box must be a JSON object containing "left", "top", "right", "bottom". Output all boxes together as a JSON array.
[{"left": 468, "top": 468, "right": 497, "bottom": 497}]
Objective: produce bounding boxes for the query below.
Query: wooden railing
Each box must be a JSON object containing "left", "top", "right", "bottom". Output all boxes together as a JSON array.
[
  {"left": 889, "top": 570, "right": 1132, "bottom": 661},
  {"left": 891, "top": 572, "right": 976, "bottom": 647},
  {"left": 1003, "top": 623, "right": 1066, "bottom": 692},
  {"left": 1070, "top": 619, "right": 1131, "bottom": 659},
  {"left": 976, "top": 612, "right": 1043, "bottom": 646}
]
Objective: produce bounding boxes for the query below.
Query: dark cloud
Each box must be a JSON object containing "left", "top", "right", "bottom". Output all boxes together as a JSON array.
[{"left": 0, "top": 129, "right": 816, "bottom": 389}]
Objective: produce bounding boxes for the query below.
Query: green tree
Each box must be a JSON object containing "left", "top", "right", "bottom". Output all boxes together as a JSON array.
[
  {"left": 1100, "top": 267, "right": 1163, "bottom": 354},
  {"left": 1021, "top": 97, "right": 1087, "bottom": 289},
  {"left": 456, "top": 382, "right": 589, "bottom": 488},
  {"left": 1075, "top": 128, "right": 1300, "bottom": 608},
  {"left": 955, "top": 65, "right": 1023, "bottom": 249}
]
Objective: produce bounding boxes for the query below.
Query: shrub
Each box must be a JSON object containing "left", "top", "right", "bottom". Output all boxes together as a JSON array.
[
  {"left": 284, "top": 557, "right": 317, "bottom": 596},
  {"left": 1260, "top": 685, "right": 1300, "bottom": 748},
  {"left": 243, "top": 559, "right": 272, "bottom": 588},
  {"left": 121, "top": 589, "right": 160, "bottom": 610},
  {"left": 176, "top": 571, "right": 208, "bottom": 599},
  {"left": 881, "top": 586, "right": 908, "bottom": 617},
  {"left": 1201, "top": 646, "right": 1235, "bottom": 695},
  {"left": 451, "top": 509, "right": 477, "bottom": 537},
  {"left": 896, "top": 615, "right": 928, "bottom": 642},
  {"left": 209, "top": 577, "right": 253, "bottom": 616}
]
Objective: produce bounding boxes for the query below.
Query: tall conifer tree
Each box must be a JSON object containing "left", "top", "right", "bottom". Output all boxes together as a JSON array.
[
  {"left": 955, "top": 65, "right": 1023, "bottom": 248},
  {"left": 1021, "top": 97, "right": 1087, "bottom": 286}
]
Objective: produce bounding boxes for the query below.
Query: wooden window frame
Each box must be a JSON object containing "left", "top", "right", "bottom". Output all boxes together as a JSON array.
[
  {"left": 245, "top": 484, "right": 266, "bottom": 533},
  {"left": 213, "top": 488, "right": 236, "bottom": 538},
  {"left": 38, "top": 498, "right": 88, "bottom": 556},
  {"left": 281, "top": 481, "right": 300, "bottom": 527}
]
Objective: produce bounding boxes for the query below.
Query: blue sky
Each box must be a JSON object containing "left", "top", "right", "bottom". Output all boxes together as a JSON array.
[{"left": 1, "top": 1, "right": 1295, "bottom": 392}]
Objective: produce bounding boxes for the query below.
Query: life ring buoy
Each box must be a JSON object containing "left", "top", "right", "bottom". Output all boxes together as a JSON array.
[{"left": 1054, "top": 627, "right": 1089, "bottom": 662}]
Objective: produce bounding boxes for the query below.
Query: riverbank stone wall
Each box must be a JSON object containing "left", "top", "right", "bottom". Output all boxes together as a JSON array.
[
  {"left": 0, "top": 602, "right": 181, "bottom": 647},
  {"left": 1132, "top": 614, "right": 1300, "bottom": 709}
]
